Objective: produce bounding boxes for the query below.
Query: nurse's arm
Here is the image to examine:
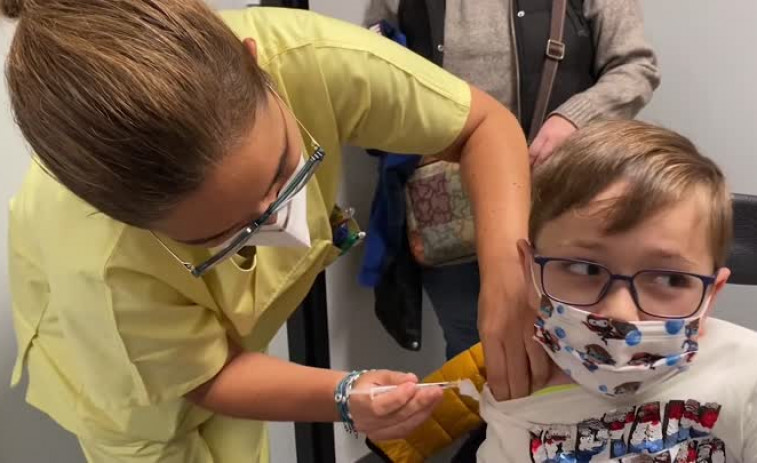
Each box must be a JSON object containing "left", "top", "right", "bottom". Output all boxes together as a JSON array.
[
  {"left": 184, "top": 346, "right": 441, "bottom": 439},
  {"left": 186, "top": 345, "right": 345, "bottom": 422},
  {"left": 435, "top": 85, "right": 549, "bottom": 400}
]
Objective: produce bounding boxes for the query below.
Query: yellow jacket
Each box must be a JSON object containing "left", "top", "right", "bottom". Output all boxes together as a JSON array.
[{"left": 370, "top": 343, "right": 487, "bottom": 462}]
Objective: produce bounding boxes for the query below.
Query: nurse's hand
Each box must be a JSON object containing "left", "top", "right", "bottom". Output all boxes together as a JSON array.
[
  {"left": 349, "top": 370, "right": 444, "bottom": 441},
  {"left": 479, "top": 278, "right": 550, "bottom": 401}
]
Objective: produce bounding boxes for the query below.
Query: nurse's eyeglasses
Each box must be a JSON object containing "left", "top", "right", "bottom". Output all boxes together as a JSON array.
[{"left": 152, "top": 89, "right": 325, "bottom": 278}]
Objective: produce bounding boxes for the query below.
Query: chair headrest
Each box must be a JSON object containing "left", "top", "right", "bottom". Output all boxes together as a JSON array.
[{"left": 726, "top": 193, "right": 757, "bottom": 285}]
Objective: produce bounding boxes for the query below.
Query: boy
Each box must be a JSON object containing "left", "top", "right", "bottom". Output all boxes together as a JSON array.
[{"left": 370, "top": 120, "right": 757, "bottom": 462}]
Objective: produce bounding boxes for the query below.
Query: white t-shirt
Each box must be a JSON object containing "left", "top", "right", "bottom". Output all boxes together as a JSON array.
[{"left": 478, "top": 318, "right": 757, "bottom": 462}]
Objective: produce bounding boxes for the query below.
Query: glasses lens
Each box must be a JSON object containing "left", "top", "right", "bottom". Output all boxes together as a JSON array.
[
  {"left": 634, "top": 271, "right": 705, "bottom": 318},
  {"left": 541, "top": 259, "right": 610, "bottom": 305}
]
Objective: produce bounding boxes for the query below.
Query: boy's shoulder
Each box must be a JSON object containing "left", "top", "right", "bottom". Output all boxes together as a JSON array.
[
  {"left": 697, "top": 317, "right": 757, "bottom": 358},
  {"left": 681, "top": 317, "right": 757, "bottom": 396},
  {"left": 655, "top": 317, "right": 757, "bottom": 399}
]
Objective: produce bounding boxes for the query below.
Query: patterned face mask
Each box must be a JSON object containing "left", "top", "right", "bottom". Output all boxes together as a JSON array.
[{"left": 533, "top": 295, "right": 703, "bottom": 398}]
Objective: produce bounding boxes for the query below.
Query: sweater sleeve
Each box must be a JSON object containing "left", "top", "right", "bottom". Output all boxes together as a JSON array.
[
  {"left": 363, "top": 0, "right": 400, "bottom": 26},
  {"left": 551, "top": 0, "right": 661, "bottom": 127}
]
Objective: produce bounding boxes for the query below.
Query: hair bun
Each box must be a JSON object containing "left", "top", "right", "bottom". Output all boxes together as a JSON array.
[{"left": 1, "top": 0, "right": 25, "bottom": 19}]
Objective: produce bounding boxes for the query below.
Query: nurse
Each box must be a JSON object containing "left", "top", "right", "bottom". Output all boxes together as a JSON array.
[{"left": 2, "top": 0, "right": 545, "bottom": 461}]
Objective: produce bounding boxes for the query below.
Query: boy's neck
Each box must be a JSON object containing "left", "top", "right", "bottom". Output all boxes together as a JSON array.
[{"left": 542, "top": 361, "right": 575, "bottom": 390}]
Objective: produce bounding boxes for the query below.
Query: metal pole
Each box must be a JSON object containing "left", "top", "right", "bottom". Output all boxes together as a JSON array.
[{"left": 287, "top": 272, "right": 336, "bottom": 463}]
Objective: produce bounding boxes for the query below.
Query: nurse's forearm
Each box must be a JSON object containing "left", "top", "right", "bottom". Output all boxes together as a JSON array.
[
  {"left": 440, "top": 86, "right": 530, "bottom": 294},
  {"left": 186, "top": 350, "right": 345, "bottom": 422},
  {"left": 463, "top": 88, "right": 529, "bottom": 290}
]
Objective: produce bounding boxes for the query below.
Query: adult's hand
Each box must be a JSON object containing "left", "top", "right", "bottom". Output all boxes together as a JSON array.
[
  {"left": 478, "top": 277, "right": 550, "bottom": 401},
  {"left": 350, "top": 370, "right": 444, "bottom": 441},
  {"left": 529, "top": 115, "right": 577, "bottom": 167}
]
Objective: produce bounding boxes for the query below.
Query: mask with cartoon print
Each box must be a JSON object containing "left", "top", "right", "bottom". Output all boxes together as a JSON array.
[{"left": 533, "top": 295, "right": 703, "bottom": 399}]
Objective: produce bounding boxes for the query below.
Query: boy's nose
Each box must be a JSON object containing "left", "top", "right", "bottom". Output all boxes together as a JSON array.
[{"left": 593, "top": 280, "right": 641, "bottom": 322}]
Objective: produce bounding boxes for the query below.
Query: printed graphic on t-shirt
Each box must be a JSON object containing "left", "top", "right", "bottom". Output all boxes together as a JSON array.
[{"left": 528, "top": 399, "right": 724, "bottom": 462}]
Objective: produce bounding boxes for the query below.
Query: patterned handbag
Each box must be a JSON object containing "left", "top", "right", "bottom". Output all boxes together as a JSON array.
[
  {"left": 405, "top": 0, "right": 568, "bottom": 267},
  {"left": 405, "top": 160, "right": 477, "bottom": 266}
]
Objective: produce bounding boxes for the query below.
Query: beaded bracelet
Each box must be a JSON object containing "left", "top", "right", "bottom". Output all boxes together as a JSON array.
[{"left": 334, "top": 370, "right": 368, "bottom": 436}]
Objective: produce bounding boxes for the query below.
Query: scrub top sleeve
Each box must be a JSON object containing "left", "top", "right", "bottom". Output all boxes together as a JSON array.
[
  {"left": 63, "top": 263, "right": 229, "bottom": 409},
  {"left": 312, "top": 20, "right": 471, "bottom": 155},
  {"left": 110, "top": 266, "right": 230, "bottom": 405}
]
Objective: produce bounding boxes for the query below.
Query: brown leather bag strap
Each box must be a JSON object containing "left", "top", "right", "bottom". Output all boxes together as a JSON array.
[{"left": 528, "top": 0, "right": 568, "bottom": 142}]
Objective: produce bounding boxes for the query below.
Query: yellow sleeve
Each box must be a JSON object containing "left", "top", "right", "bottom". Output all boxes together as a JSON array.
[
  {"left": 60, "top": 230, "right": 228, "bottom": 409},
  {"left": 220, "top": 7, "right": 471, "bottom": 156},
  {"left": 311, "top": 17, "right": 471, "bottom": 154}
]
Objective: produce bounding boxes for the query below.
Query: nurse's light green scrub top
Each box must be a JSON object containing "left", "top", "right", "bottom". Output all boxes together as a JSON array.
[{"left": 8, "top": 7, "right": 471, "bottom": 463}]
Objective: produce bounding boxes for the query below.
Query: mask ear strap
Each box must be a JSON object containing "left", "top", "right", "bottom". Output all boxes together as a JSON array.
[
  {"left": 696, "top": 269, "right": 721, "bottom": 318},
  {"left": 529, "top": 263, "right": 556, "bottom": 314},
  {"left": 697, "top": 293, "right": 715, "bottom": 319},
  {"left": 529, "top": 256, "right": 545, "bottom": 298},
  {"left": 526, "top": 244, "right": 555, "bottom": 313}
]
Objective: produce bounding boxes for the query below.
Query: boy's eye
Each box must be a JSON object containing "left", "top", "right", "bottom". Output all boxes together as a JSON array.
[
  {"left": 648, "top": 272, "right": 696, "bottom": 288},
  {"left": 563, "top": 262, "right": 603, "bottom": 276}
]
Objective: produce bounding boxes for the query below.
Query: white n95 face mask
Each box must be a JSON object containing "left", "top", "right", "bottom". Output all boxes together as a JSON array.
[
  {"left": 533, "top": 295, "right": 702, "bottom": 399},
  {"left": 216, "top": 156, "right": 311, "bottom": 250}
]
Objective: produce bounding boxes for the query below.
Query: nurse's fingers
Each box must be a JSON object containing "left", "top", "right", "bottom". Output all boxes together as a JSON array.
[
  {"left": 365, "top": 381, "right": 419, "bottom": 418},
  {"left": 505, "top": 317, "right": 531, "bottom": 400},
  {"left": 523, "top": 313, "right": 550, "bottom": 392},
  {"left": 365, "top": 388, "right": 444, "bottom": 441},
  {"left": 357, "top": 370, "right": 419, "bottom": 417},
  {"left": 381, "top": 385, "right": 443, "bottom": 424},
  {"left": 350, "top": 381, "right": 416, "bottom": 434},
  {"left": 348, "top": 370, "right": 420, "bottom": 434},
  {"left": 482, "top": 335, "right": 511, "bottom": 401}
]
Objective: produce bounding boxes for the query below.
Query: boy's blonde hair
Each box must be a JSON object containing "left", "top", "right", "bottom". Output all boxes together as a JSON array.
[{"left": 530, "top": 120, "right": 732, "bottom": 268}]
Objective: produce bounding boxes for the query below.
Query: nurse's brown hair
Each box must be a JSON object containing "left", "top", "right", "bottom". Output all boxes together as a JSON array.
[
  {"left": 2, "top": 0, "right": 268, "bottom": 226},
  {"left": 530, "top": 120, "right": 732, "bottom": 268}
]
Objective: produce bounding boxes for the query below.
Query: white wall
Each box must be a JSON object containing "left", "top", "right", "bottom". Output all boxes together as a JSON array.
[{"left": 2, "top": 1, "right": 757, "bottom": 463}]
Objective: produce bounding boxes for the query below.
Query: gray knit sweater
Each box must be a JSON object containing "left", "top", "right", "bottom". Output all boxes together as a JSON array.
[{"left": 365, "top": 0, "right": 661, "bottom": 128}]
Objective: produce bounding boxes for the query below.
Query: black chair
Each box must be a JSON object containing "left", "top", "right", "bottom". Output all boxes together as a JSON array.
[{"left": 726, "top": 193, "right": 757, "bottom": 285}]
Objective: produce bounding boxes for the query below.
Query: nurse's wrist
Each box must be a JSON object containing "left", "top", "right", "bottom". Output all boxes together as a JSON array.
[
  {"left": 334, "top": 370, "right": 369, "bottom": 433},
  {"left": 324, "top": 369, "right": 350, "bottom": 422}
]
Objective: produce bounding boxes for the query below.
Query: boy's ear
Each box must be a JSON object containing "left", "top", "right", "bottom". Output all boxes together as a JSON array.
[
  {"left": 705, "top": 267, "right": 731, "bottom": 313},
  {"left": 699, "top": 267, "right": 731, "bottom": 334},
  {"left": 517, "top": 239, "right": 540, "bottom": 311}
]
